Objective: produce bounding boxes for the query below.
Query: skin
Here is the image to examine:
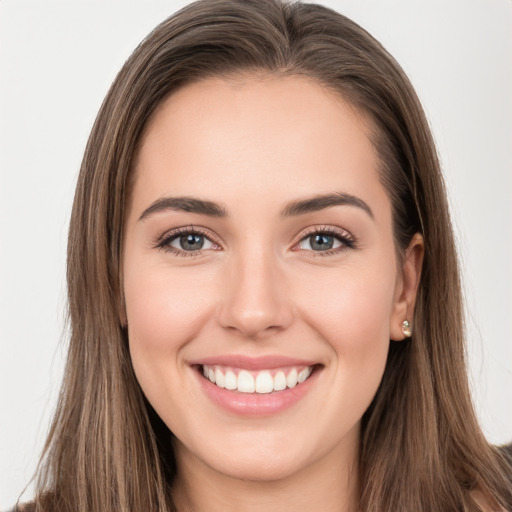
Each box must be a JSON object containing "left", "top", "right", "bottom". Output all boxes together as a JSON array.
[{"left": 122, "top": 75, "right": 424, "bottom": 512}]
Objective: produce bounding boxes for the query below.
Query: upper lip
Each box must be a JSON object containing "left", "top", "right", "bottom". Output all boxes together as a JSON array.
[{"left": 190, "top": 355, "right": 319, "bottom": 371}]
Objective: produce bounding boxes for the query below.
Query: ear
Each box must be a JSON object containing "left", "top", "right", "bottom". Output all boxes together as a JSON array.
[{"left": 390, "top": 233, "right": 424, "bottom": 341}]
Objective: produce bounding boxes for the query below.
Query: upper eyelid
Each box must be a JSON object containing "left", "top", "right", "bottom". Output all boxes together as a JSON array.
[
  {"left": 291, "top": 226, "right": 357, "bottom": 256},
  {"left": 293, "top": 225, "right": 355, "bottom": 244},
  {"left": 153, "top": 226, "right": 223, "bottom": 252}
]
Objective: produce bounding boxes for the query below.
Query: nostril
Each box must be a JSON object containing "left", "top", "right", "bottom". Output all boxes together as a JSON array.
[
  {"left": 215, "top": 266, "right": 294, "bottom": 338},
  {"left": 217, "top": 306, "right": 294, "bottom": 340}
]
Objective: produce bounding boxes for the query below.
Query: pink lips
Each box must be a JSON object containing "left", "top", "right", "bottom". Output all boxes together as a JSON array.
[
  {"left": 190, "top": 355, "right": 321, "bottom": 416},
  {"left": 192, "top": 354, "right": 318, "bottom": 370}
]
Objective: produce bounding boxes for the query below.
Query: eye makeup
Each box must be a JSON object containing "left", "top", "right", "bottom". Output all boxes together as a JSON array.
[
  {"left": 292, "top": 225, "right": 357, "bottom": 257},
  {"left": 154, "top": 225, "right": 221, "bottom": 257},
  {"left": 153, "top": 223, "right": 357, "bottom": 258}
]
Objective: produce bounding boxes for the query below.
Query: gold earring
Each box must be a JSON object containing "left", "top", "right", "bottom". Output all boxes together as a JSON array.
[{"left": 401, "top": 320, "right": 412, "bottom": 338}]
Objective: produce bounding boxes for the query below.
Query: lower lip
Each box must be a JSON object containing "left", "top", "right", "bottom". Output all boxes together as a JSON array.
[{"left": 194, "top": 366, "right": 321, "bottom": 416}]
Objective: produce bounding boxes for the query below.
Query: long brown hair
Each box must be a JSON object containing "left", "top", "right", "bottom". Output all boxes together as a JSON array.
[{"left": 26, "top": 1, "right": 511, "bottom": 511}]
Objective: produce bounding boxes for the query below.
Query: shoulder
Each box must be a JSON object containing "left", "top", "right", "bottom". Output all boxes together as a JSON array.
[
  {"left": 9, "top": 503, "right": 36, "bottom": 512},
  {"left": 470, "top": 443, "right": 512, "bottom": 512},
  {"left": 499, "top": 442, "right": 512, "bottom": 462},
  {"left": 470, "top": 489, "right": 506, "bottom": 512},
  {"left": 470, "top": 489, "right": 507, "bottom": 512}
]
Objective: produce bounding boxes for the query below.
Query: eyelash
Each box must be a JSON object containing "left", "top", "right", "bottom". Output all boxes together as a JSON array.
[
  {"left": 295, "top": 225, "right": 356, "bottom": 256},
  {"left": 155, "top": 226, "right": 220, "bottom": 258},
  {"left": 154, "top": 225, "right": 357, "bottom": 258}
]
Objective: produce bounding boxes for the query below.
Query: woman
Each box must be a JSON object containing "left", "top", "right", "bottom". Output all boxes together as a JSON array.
[{"left": 13, "top": 0, "right": 512, "bottom": 511}]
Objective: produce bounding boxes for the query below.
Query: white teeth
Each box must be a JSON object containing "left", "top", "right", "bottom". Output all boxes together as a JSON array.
[
  {"left": 237, "top": 370, "right": 255, "bottom": 393},
  {"left": 298, "top": 368, "right": 311, "bottom": 383},
  {"left": 224, "top": 370, "right": 237, "bottom": 390},
  {"left": 255, "top": 371, "right": 274, "bottom": 394},
  {"left": 286, "top": 368, "right": 298, "bottom": 388},
  {"left": 273, "top": 371, "right": 287, "bottom": 391},
  {"left": 202, "top": 365, "right": 314, "bottom": 394},
  {"left": 215, "top": 368, "right": 225, "bottom": 388}
]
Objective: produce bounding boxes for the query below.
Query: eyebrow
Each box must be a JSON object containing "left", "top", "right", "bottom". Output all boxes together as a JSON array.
[
  {"left": 138, "top": 192, "right": 373, "bottom": 221},
  {"left": 139, "top": 196, "right": 228, "bottom": 221},
  {"left": 281, "top": 192, "right": 374, "bottom": 219}
]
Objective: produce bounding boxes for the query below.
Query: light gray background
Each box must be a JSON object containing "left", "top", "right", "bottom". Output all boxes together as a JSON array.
[{"left": 1, "top": 0, "right": 511, "bottom": 508}]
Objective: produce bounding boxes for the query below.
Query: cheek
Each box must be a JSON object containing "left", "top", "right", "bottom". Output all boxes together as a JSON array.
[
  {"left": 126, "top": 262, "right": 215, "bottom": 333},
  {"left": 291, "top": 257, "right": 395, "bottom": 401},
  {"left": 123, "top": 263, "right": 217, "bottom": 387},
  {"left": 294, "top": 258, "right": 396, "bottom": 346}
]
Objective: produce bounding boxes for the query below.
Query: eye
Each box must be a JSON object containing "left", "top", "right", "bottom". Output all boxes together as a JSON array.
[
  {"left": 299, "top": 233, "right": 341, "bottom": 251},
  {"left": 169, "top": 233, "right": 214, "bottom": 251},
  {"left": 296, "top": 227, "right": 356, "bottom": 254},
  {"left": 156, "top": 227, "right": 220, "bottom": 256}
]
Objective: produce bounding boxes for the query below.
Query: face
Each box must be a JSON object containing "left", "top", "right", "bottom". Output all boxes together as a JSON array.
[{"left": 123, "top": 75, "right": 417, "bottom": 483}]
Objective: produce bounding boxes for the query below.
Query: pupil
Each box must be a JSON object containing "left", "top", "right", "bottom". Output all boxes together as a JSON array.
[
  {"left": 311, "top": 234, "right": 333, "bottom": 251},
  {"left": 180, "top": 234, "right": 204, "bottom": 251}
]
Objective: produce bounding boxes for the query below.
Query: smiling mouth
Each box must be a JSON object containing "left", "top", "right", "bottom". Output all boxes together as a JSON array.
[{"left": 199, "top": 364, "right": 317, "bottom": 394}]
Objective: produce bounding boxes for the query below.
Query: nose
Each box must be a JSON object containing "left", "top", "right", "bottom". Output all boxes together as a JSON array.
[{"left": 216, "top": 248, "right": 294, "bottom": 340}]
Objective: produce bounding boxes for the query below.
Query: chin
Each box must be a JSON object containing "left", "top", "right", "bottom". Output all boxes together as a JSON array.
[
  {"left": 187, "top": 429, "right": 327, "bottom": 483},
  {"left": 209, "top": 453, "right": 309, "bottom": 482}
]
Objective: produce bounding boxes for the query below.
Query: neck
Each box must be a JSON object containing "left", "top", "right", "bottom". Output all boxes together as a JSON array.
[{"left": 171, "top": 434, "right": 359, "bottom": 512}]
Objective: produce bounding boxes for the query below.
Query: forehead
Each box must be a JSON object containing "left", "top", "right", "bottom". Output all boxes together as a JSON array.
[{"left": 132, "top": 74, "right": 389, "bottom": 220}]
